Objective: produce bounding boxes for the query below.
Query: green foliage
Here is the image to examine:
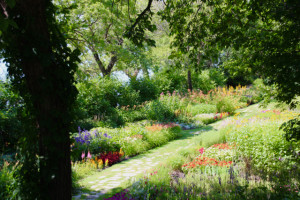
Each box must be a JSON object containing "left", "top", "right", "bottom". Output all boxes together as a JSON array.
[
  {"left": 129, "top": 78, "right": 159, "bottom": 102},
  {"left": 162, "top": 0, "right": 300, "bottom": 105},
  {"left": 208, "top": 68, "right": 227, "bottom": 87},
  {"left": 188, "top": 104, "right": 216, "bottom": 116},
  {"left": 152, "top": 68, "right": 186, "bottom": 93},
  {"left": 247, "top": 79, "right": 276, "bottom": 104},
  {"left": 280, "top": 116, "right": 300, "bottom": 142},
  {"left": 215, "top": 96, "right": 237, "bottom": 113},
  {"left": 0, "top": 161, "right": 17, "bottom": 199},
  {"left": 144, "top": 100, "right": 175, "bottom": 122},
  {"left": 0, "top": 81, "right": 23, "bottom": 153},
  {"left": 76, "top": 77, "right": 139, "bottom": 127},
  {"left": 118, "top": 108, "right": 147, "bottom": 123},
  {"left": 225, "top": 111, "right": 300, "bottom": 182},
  {"left": 193, "top": 70, "right": 216, "bottom": 93},
  {"left": 193, "top": 69, "right": 226, "bottom": 93}
]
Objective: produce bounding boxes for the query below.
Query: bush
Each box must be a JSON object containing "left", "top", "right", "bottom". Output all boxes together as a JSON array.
[
  {"left": 117, "top": 107, "right": 147, "bottom": 123},
  {"left": 0, "top": 81, "right": 24, "bottom": 153},
  {"left": 193, "top": 70, "right": 216, "bottom": 93},
  {"left": 144, "top": 100, "right": 175, "bottom": 122},
  {"left": 129, "top": 78, "right": 159, "bottom": 102},
  {"left": 152, "top": 69, "right": 186, "bottom": 93},
  {"left": 75, "top": 77, "right": 139, "bottom": 127},
  {"left": 120, "top": 139, "right": 150, "bottom": 156},
  {"left": 215, "top": 96, "right": 239, "bottom": 113}
]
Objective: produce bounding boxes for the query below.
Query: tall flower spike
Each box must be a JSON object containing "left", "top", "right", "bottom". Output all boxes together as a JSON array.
[
  {"left": 81, "top": 151, "right": 85, "bottom": 160},
  {"left": 87, "top": 151, "right": 92, "bottom": 159}
]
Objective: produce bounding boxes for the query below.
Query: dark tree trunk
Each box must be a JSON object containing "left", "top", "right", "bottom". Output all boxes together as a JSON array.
[
  {"left": 187, "top": 69, "right": 193, "bottom": 91},
  {"left": 1, "top": 0, "right": 76, "bottom": 199},
  {"left": 93, "top": 52, "right": 117, "bottom": 77}
]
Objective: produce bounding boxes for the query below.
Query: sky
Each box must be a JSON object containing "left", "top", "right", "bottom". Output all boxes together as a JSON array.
[
  {"left": 0, "top": 60, "right": 133, "bottom": 83},
  {"left": 0, "top": 60, "right": 7, "bottom": 81}
]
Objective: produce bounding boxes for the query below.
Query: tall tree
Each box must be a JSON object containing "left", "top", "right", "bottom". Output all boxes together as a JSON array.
[
  {"left": 0, "top": 0, "right": 79, "bottom": 199},
  {"left": 0, "top": 0, "right": 156, "bottom": 198},
  {"left": 56, "top": 0, "right": 156, "bottom": 77}
]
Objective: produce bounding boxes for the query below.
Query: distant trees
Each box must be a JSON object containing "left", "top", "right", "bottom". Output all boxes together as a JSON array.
[{"left": 162, "top": 0, "right": 300, "bottom": 104}]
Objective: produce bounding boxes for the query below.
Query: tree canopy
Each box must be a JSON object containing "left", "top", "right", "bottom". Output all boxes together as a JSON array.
[{"left": 162, "top": 0, "right": 300, "bottom": 105}]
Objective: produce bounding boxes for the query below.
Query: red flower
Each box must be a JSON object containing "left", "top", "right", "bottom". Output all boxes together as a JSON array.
[{"left": 199, "top": 147, "right": 205, "bottom": 155}]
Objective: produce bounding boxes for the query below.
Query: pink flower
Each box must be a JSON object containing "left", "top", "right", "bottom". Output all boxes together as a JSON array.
[
  {"left": 199, "top": 147, "right": 205, "bottom": 155},
  {"left": 81, "top": 152, "right": 85, "bottom": 160},
  {"left": 87, "top": 151, "right": 92, "bottom": 159}
]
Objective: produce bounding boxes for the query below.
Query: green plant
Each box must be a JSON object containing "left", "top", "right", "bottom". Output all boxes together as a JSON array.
[
  {"left": 129, "top": 78, "right": 159, "bottom": 102},
  {"left": 144, "top": 100, "right": 175, "bottom": 122},
  {"left": 215, "top": 96, "right": 238, "bottom": 113},
  {"left": 188, "top": 104, "right": 216, "bottom": 115},
  {"left": 280, "top": 116, "right": 300, "bottom": 142},
  {"left": 0, "top": 161, "right": 18, "bottom": 199}
]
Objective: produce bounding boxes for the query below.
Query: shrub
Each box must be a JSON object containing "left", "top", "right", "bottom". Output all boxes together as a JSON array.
[
  {"left": 75, "top": 77, "right": 139, "bottom": 127},
  {"left": 129, "top": 78, "right": 159, "bottom": 102},
  {"left": 215, "top": 96, "right": 238, "bottom": 113},
  {"left": 193, "top": 70, "right": 216, "bottom": 93},
  {"left": 0, "top": 82, "right": 24, "bottom": 153},
  {"left": 193, "top": 69, "right": 226, "bottom": 93},
  {"left": 144, "top": 100, "right": 175, "bottom": 122}
]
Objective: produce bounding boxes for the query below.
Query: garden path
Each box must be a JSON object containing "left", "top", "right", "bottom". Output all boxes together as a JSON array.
[
  {"left": 72, "top": 129, "right": 201, "bottom": 199},
  {"left": 72, "top": 105, "right": 257, "bottom": 200}
]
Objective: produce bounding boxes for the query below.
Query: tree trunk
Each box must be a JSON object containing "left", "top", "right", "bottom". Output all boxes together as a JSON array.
[
  {"left": 93, "top": 52, "right": 117, "bottom": 77},
  {"left": 1, "top": 1, "right": 75, "bottom": 199},
  {"left": 187, "top": 69, "right": 193, "bottom": 91}
]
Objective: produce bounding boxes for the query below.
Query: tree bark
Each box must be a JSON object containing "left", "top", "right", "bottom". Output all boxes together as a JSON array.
[
  {"left": 1, "top": 0, "right": 74, "bottom": 199},
  {"left": 92, "top": 51, "right": 117, "bottom": 77}
]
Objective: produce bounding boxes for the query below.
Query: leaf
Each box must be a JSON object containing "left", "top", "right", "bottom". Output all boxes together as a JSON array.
[{"left": 6, "top": 0, "right": 16, "bottom": 8}]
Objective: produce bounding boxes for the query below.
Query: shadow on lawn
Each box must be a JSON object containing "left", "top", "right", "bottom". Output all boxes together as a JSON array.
[
  {"left": 179, "top": 125, "right": 214, "bottom": 139},
  {"left": 72, "top": 186, "right": 126, "bottom": 200}
]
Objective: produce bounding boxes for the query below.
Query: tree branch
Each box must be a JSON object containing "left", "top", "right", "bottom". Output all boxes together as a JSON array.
[
  {"left": 127, "top": 0, "right": 153, "bottom": 34},
  {"left": 0, "top": 0, "right": 8, "bottom": 17},
  {"left": 107, "top": 52, "right": 118, "bottom": 74}
]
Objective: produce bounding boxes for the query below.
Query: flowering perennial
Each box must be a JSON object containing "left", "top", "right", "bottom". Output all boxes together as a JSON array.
[
  {"left": 182, "top": 156, "right": 233, "bottom": 169},
  {"left": 146, "top": 123, "right": 180, "bottom": 132},
  {"left": 98, "top": 152, "right": 122, "bottom": 166},
  {"left": 211, "top": 143, "right": 234, "bottom": 150},
  {"left": 213, "top": 112, "right": 230, "bottom": 120}
]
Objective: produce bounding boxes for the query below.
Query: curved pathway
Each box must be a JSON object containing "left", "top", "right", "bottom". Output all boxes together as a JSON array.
[
  {"left": 73, "top": 106, "right": 257, "bottom": 199},
  {"left": 73, "top": 127, "right": 211, "bottom": 199}
]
